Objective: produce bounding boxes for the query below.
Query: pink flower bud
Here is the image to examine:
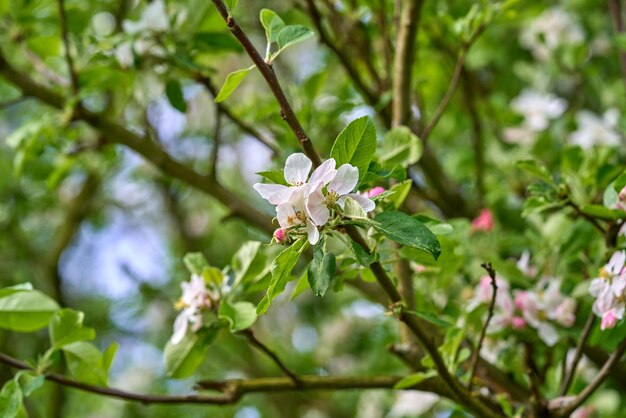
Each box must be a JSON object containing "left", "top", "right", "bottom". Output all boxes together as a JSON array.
[
  {"left": 367, "top": 186, "right": 386, "bottom": 198},
  {"left": 273, "top": 228, "right": 286, "bottom": 243},
  {"left": 511, "top": 316, "right": 526, "bottom": 329},
  {"left": 514, "top": 291, "right": 529, "bottom": 311},
  {"left": 601, "top": 310, "right": 619, "bottom": 330},
  {"left": 471, "top": 209, "right": 494, "bottom": 232}
]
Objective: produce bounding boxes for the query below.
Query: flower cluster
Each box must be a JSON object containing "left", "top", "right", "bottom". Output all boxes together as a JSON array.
[
  {"left": 570, "top": 109, "right": 621, "bottom": 149},
  {"left": 589, "top": 251, "right": 626, "bottom": 330},
  {"left": 468, "top": 257, "right": 576, "bottom": 346},
  {"left": 504, "top": 89, "right": 567, "bottom": 145},
  {"left": 254, "top": 153, "right": 375, "bottom": 245},
  {"left": 171, "top": 274, "right": 216, "bottom": 344}
]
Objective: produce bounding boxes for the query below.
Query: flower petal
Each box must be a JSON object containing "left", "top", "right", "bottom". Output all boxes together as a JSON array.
[
  {"left": 253, "top": 183, "right": 287, "bottom": 201},
  {"left": 276, "top": 203, "right": 300, "bottom": 229},
  {"left": 268, "top": 185, "right": 300, "bottom": 205},
  {"left": 171, "top": 311, "right": 189, "bottom": 344},
  {"left": 284, "top": 153, "right": 312, "bottom": 185},
  {"left": 306, "top": 183, "right": 330, "bottom": 226},
  {"left": 306, "top": 220, "right": 320, "bottom": 245},
  {"left": 329, "top": 164, "right": 359, "bottom": 195},
  {"left": 309, "top": 158, "right": 337, "bottom": 186}
]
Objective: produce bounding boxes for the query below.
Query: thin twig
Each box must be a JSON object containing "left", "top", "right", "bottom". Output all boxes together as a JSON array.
[
  {"left": 559, "top": 314, "right": 596, "bottom": 396},
  {"left": 56, "top": 0, "right": 79, "bottom": 94},
  {"left": 469, "top": 262, "right": 498, "bottom": 389},
  {"left": 240, "top": 329, "right": 301, "bottom": 386},
  {"left": 420, "top": 27, "right": 485, "bottom": 143},
  {"left": 195, "top": 75, "right": 281, "bottom": 155},
  {"left": 554, "top": 337, "right": 626, "bottom": 417},
  {"left": 565, "top": 200, "right": 606, "bottom": 235},
  {"left": 210, "top": 105, "right": 222, "bottom": 179},
  {"left": 211, "top": 0, "right": 321, "bottom": 166}
]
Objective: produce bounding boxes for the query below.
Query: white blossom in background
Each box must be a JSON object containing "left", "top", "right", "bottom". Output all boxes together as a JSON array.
[
  {"left": 122, "top": 0, "right": 169, "bottom": 34},
  {"left": 570, "top": 109, "right": 621, "bottom": 149},
  {"left": 171, "top": 274, "right": 215, "bottom": 344},
  {"left": 589, "top": 251, "right": 626, "bottom": 330},
  {"left": 254, "top": 153, "right": 375, "bottom": 245},
  {"left": 387, "top": 391, "right": 439, "bottom": 418},
  {"left": 515, "top": 280, "right": 576, "bottom": 346},
  {"left": 520, "top": 7, "right": 584, "bottom": 61},
  {"left": 505, "top": 90, "right": 567, "bottom": 145}
]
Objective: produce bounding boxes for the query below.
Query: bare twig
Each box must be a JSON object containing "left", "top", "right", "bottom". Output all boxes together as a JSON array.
[
  {"left": 420, "top": 28, "right": 485, "bottom": 143},
  {"left": 559, "top": 314, "right": 596, "bottom": 396},
  {"left": 240, "top": 329, "right": 300, "bottom": 386},
  {"left": 210, "top": 0, "right": 321, "bottom": 166},
  {"left": 56, "top": 0, "right": 79, "bottom": 94},
  {"left": 195, "top": 75, "right": 281, "bottom": 155},
  {"left": 210, "top": 105, "right": 222, "bottom": 179},
  {"left": 565, "top": 200, "right": 606, "bottom": 235},
  {"left": 554, "top": 337, "right": 626, "bottom": 417},
  {"left": 469, "top": 262, "right": 498, "bottom": 389}
]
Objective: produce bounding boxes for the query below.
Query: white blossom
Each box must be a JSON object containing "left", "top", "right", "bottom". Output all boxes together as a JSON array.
[
  {"left": 520, "top": 7, "right": 584, "bottom": 61},
  {"left": 570, "top": 109, "right": 621, "bottom": 149}
]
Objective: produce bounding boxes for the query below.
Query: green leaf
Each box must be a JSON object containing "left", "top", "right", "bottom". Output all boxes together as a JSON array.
[
  {"left": 275, "top": 25, "right": 314, "bottom": 54},
  {"left": 386, "top": 180, "right": 412, "bottom": 209},
  {"left": 231, "top": 241, "right": 266, "bottom": 287},
  {"left": 290, "top": 270, "right": 310, "bottom": 300},
  {"left": 0, "top": 290, "right": 59, "bottom": 332},
  {"left": 20, "top": 374, "right": 44, "bottom": 397},
  {"left": 516, "top": 160, "right": 553, "bottom": 184},
  {"left": 183, "top": 252, "right": 209, "bottom": 275},
  {"left": 614, "top": 172, "right": 626, "bottom": 193},
  {"left": 62, "top": 342, "right": 108, "bottom": 386},
  {"left": 0, "top": 380, "right": 22, "bottom": 418},
  {"left": 165, "top": 79, "right": 187, "bottom": 113},
  {"left": 379, "top": 126, "right": 422, "bottom": 167},
  {"left": 102, "top": 342, "right": 118, "bottom": 372},
  {"left": 372, "top": 211, "right": 441, "bottom": 260},
  {"left": 202, "top": 266, "right": 224, "bottom": 287},
  {"left": 406, "top": 309, "right": 452, "bottom": 327},
  {"left": 257, "top": 238, "right": 308, "bottom": 314},
  {"left": 307, "top": 243, "right": 336, "bottom": 297},
  {"left": 0, "top": 283, "right": 33, "bottom": 298},
  {"left": 49, "top": 309, "right": 95, "bottom": 349},
  {"left": 219, "top": 301, "right": 257, "bottom": 332},
  {"left": 440, "top": 328, "right": 465, "bottom": 369},
  {"left": 580, "top": 204, "right": 623, "bottom": 220},
  {"left": 224, "top": 0, "right": 238, "bottom": 12},
  {"left": 164, "top": 327, "right": 220, "bottom": 379},
  {"left": 393, "top": 370, "right": 437, "bottom": 389},
  {"left": 330, "top": 116, "right": 377, "bottom": 180},
  {"left": 260, "top": 9, "right": 285, "bottom": 44},
  {"left": 214, "top": 67, "right": 253, "bottom": 103},
  {"left": 193, "top": 32, "right": 242, "bottom": 52},
  {"left": 256, "top": 170, "right": 288, "bottom": 186},
  {"left": 343, "top": 196, "right": 368, "bottom": 219},
  {"left": 350, "top": 240, "right": 378, "bottom": 267}
]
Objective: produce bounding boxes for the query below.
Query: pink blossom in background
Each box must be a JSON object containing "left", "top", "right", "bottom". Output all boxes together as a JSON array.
[
  {"left": 366, "top": 186, "right": 386, "bottom": 198},
  {"left": 618, "top": 185, "right": 626, "bottom": 211},
  {"left": 471, "top": 208, "right": 494, "bottom": 232},
  {"left": 511, "top": 316, "right": 526, "bottom": 329}
]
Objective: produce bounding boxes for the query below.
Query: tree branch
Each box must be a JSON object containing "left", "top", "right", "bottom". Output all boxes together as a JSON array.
[
  {"left": 0, "top": 50, "right": 274, "bottom": 235},
  {"left": 240, "top": 329, "right": 300, "bottom": 386},
  {"left": 195, "top": 75, "right": 281, "bottom": 156},
  {"left": 558, "top": 314, "right": 595, "bottom": 396},
  {"left": 56, "top": 0, "right": 79, "bottom": 94},
  {"left": 553, "top": 337, "right": 626, "bottom": 417},
  {"left": 210, "top": 0, "right": 321, "bottom": 166},
  {"left": 469, "top": 262, "right": 498, "bottom": 389},
  {"left": 391, "top": 0, "right": 424, "bottom": 127}
]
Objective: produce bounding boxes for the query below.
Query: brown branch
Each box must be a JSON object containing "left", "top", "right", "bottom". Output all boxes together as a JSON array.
[
  {"left": 565, "top": 200, "right": 606, "bottom": 235},
  {"left": 56, "top": 0, "right": 79, "bottom": 94},
  {"left": 195, "top": 75, "right": 281, "bottom": 156},
  {"left": 210, "top": 0, "right": 321, "bottom": 166},
  {"left": 609, "top": 0, "right": 626, "bottom": 92},
  {"left": 0, "top": 50, "right": 274, "bottom": 235},
  {"left": 554, "top": 337, "right": 626, "bottom": 417},
  {"left": 240, "top": 329, "right": 300, "bottom": 386},
  {"left": 468, "top": 262, "right": 497, "bottom": 389},
  {"left": 558, "top": 314, "right": 596, "bottom": 396},
  {"left": 0, "top": 349, "right": 455, "bottom": 405},
  {"left": 391, "top": 0, "right": 424, "bottom": 127}
]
